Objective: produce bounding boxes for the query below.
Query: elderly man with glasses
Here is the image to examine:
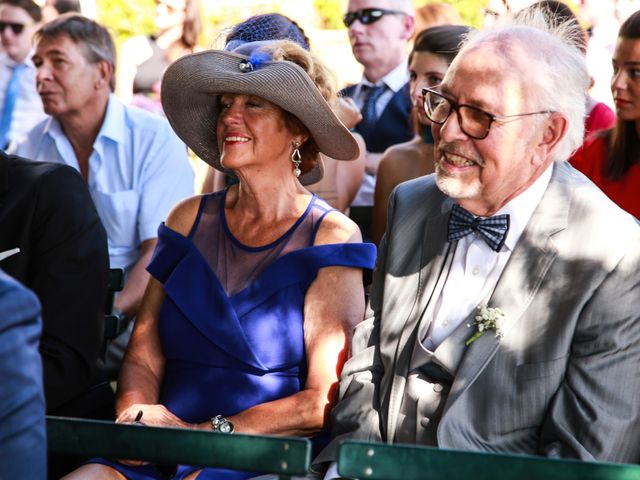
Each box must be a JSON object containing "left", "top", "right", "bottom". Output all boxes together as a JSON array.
[
  {"left": 316, "top": 11, "right": 640, "bottom": 476},
  {"left": 0, "top": 0, "right": 45, "bottom": 149},
  {"left": 341, "top": 0, "right": 415, "bottom": 239}
]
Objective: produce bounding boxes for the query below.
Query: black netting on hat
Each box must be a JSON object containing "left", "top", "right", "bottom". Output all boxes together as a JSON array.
[{"left": 224, "top": 13, "right": 311, "bottom": 51}]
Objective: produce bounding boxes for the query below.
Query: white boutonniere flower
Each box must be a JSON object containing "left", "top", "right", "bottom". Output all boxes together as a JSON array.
[{"left": 466, "top": 305, "right": 505, "bottom": 346}]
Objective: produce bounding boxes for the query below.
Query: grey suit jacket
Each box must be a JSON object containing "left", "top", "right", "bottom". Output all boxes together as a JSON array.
[{"left": 317, "top": 161, "right": 640, "bottom": 465}]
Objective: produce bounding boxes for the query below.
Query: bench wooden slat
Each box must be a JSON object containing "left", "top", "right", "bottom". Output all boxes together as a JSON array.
[
  {"left": 47, "top": 416, "right": 311, "bottom": 476},
  {"left": 338, "top": 440, "right": 640, "bottom": 480}
]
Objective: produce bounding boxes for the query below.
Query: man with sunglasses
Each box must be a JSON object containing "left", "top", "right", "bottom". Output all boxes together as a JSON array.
[
  {"left": 342, "top": 0, "right": 414, "bottom": 238},
  {"left": 317, "top": 13, "right": 640, "bottom": 475},
  {"left": 0, "top": 0, "right": 45, "bottom": 149}
]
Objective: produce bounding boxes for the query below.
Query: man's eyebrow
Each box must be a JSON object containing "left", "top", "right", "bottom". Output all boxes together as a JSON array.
[
  {"left": 43, "top": 48, "right": 68, "bottom": 57},
  {"left": 440, "top": 86, "right": 494, "bottom": 111}
]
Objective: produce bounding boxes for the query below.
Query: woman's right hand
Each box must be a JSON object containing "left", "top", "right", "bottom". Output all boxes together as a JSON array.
[
  {"left": 116, "top": 404, "right": 192, "bottom": 466},
  {"left": 117, "top": 403, "right": 191, "bottom": 429}
]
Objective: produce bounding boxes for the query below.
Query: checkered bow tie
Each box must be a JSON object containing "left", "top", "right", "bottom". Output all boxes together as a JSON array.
[{"left": 447, "top": 204, "right": 510, "bottom": 252}]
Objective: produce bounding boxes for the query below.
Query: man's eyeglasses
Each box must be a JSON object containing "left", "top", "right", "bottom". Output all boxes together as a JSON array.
[
  {"left": 343, "top": 8, "right": 405, "bottom": 27},
  {"left": 422, "top": 87, "right": 554, "bottom": 140},
  {"left": 0, "top": 22, "right": 26, "bottom": 35}
]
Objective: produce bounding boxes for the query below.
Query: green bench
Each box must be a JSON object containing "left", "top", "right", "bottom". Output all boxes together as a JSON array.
[
  {"left": 47, "top": 416, "right": 311, "bottom": 478},
  {"left": 338, "top": 440, "right": 640, "bottom": 480}
]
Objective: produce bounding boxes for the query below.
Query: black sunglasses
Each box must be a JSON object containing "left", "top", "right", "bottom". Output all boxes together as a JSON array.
[
  {"left": 343, "top": 8, "right": 405, "bottom": 27},
  {"left": 0, "top": 21, "right": 26, "bottom": 35}
]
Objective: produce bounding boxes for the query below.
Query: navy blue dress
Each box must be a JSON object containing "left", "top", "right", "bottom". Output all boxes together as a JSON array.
[{"left": 91, "top": 191, "right": 376, "bottom": 479}]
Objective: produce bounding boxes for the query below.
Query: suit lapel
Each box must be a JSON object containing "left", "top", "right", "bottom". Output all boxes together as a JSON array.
[{"left": 443, "top": 162, "right": 571, "bottom": 414}]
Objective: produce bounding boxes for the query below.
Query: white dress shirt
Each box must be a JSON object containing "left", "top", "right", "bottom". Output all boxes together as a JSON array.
[
  {"left": 351, "top": 60, "right": 410, "bottom": 207},
  {"left": 351, "top": 60, "right": 410, "bottom": 118},
  {"left": 14, "top": 95, "right": 194, "bottom": 271},
  {"left": 0, "top": 53, "right": 46, "bottom": 146},
  {"left": 424, "top": 165, "right": 553, "bottom": 349}
]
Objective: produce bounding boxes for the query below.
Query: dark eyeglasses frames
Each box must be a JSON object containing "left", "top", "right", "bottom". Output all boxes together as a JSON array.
[
  {"left": 0, "top": 21, "right": 26, "bottom": 35},
  {"left": 343, "top": 8, "right": 405, "bottom": 27},
  {"left": 422, "top": 87, "right": 554, "bottom": 140}
]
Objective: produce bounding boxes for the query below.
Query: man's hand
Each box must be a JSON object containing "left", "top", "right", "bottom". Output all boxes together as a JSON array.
[{"left": 337, "top": 97, "right": 362, "bottom": 130}]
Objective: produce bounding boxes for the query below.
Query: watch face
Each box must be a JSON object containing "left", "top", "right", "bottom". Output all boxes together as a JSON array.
[{"left": 219, "top": 422, "right": 232, "bottom": 434}]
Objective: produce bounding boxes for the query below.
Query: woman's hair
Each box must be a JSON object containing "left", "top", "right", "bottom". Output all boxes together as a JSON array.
[
  {"left": 53, "top": 0, "right": 80, "bottom": 15},
  {"left": 180, "top": 0, "right": 202, "bottom": 50},
  {"left": 410, "top": 24, "right": 472, "bottom": 65},
  {"left": 259, "top": 40, "right": 338, "bottom": 175},
  {"left": 409, "top": 25, "right": 471, "bottom": 135},
  {"left": 604, "top": 9, "right": 640, "bottom": 180},
  {"left": 225, "top": 13, "right": 310, "bottom": 52}
]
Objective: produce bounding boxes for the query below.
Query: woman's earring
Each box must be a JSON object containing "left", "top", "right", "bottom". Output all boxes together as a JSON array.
[{"left": 291, "top": 141, "right": 302, "bottom": 178}]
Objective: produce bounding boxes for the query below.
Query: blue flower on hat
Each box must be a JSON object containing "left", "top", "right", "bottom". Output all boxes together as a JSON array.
[{"left": 238, "top": 49, "right": 272, "bottom": 72}]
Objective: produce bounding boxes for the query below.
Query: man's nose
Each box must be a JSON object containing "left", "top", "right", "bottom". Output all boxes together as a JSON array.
[
  {"left": 35, "top": 64, "right": 52, "bottom": 84},
  {"left": 348, "top": 19, "right": 366, "bottom": 36},
  {"left": 439, "top": 109, "right": 467, "bottom": 142}
]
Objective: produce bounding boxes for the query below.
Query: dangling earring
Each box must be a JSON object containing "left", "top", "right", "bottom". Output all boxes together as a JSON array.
[{"left": 291, "top": 141, "right": 302, "bottom": 178}]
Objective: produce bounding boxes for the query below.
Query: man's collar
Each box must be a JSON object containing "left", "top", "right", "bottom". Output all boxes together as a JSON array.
[
  {"left": 361, "top": 59, "right": 409, "bottom": 92},
  {"left": 495, "top": 163, "right": 554, "bottom": 251},
  {"left": 44, "top": 95, "right": 125, "bottom": 145},
  {"left": 98, "top": 95, "right": 126, "bottom": 144},
  {"left": 1, "top": 50, "right": 37, "bottom": 69}
]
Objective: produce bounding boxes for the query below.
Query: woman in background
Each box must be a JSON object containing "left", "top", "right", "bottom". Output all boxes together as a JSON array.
[
  {"left": 116, "top": 0, "right": 202, "bottom": 113},
  {"left": 372, "top": 25, "right": 470, "bottom": 245},
  {"left": 571, "top": 9, "right": 640, "bottom": 218}
]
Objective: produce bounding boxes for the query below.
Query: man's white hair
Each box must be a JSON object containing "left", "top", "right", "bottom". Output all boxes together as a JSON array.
[{"left": 457, "top": 8, "right": 588, "bottom": 162}]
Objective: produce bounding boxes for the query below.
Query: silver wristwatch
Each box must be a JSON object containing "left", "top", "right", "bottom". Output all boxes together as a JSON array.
[{"left": 210, "top": 415, "right": 234, "bottom": 434}]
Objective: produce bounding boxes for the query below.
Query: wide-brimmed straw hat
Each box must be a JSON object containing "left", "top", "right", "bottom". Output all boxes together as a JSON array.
[{"left": 161, "top": 42, "right": 359, "bottom": 185}]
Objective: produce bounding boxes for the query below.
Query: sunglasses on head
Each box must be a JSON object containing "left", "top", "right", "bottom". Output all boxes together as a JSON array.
[
  {"left": 343, "top": 8, "right": 405, "bottom": 27},
  {"left": 0, "top": 21, "right": 26, "bottom": 35}
]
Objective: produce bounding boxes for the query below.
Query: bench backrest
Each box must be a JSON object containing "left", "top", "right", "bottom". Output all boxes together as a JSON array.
[
  {"left": 47, "top": 416, "right": 311, "bottom": 478},
  {"left": 338, "top": 440, "right": 640, "bottom": 480}
]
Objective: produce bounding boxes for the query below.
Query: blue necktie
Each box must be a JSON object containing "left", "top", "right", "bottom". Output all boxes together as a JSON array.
[
  {"left": 447, "top": 204, "right": 510, "bottom": 252},
  {"left": 358, "top": 84, "right": 386, "bottom": 139},
  {"left": 0, "top": 63, "right": 27, "bottom": 148}
]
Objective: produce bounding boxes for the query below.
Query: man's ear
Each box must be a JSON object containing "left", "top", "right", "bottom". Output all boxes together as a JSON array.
[
  {"left": 95, "top": 60, "right": 113, "bottom": 90},
  {"left": 537, "top": 112, "right": 568, "bottom": 160},
  {"left": 401, "top": 14, "right": 415, "bottom": 41}
]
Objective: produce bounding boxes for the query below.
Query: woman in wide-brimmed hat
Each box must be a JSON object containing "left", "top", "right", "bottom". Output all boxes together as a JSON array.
[
  {"left": 201, "top": 13, "right": 366, "bottom": 214},
  {"left": 70, "top": 40, "right": 376, "bottom": 480}
]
